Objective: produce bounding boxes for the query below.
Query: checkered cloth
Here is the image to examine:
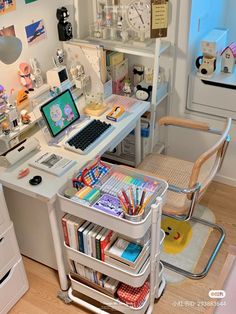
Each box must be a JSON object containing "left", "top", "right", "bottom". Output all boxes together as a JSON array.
[
  {"left": 72, "top": 159, "right": 110, "bottom": 189},
  {"left": 117, "top": 281, "right": 150, "bottom": 308}
]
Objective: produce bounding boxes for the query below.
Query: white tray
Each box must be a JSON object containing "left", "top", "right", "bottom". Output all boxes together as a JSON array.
[
  {"left": 65, "top": 243, "right": 150, "bottom": 287},
  {"left": 69, "top": 274, "right": 150, "bottom": 314},
  {"left": 58, "top": 165, "right": 168, "bottom": 239}
]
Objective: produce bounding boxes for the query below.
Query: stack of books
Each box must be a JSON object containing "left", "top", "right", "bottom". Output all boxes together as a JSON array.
[
  {"left": 70, "top": 262, "right": 120, "bottom": 297},
  {"left": 104, "top": 236, "right": 150, "bottom": 274},
  {"left": 62, "top": 215, "right": 116, "bottom": 261}
]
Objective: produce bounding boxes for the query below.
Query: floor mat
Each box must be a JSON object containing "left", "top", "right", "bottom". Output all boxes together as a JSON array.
[{"left": 161, "top": 205, "right": 215, "bottom": 283}]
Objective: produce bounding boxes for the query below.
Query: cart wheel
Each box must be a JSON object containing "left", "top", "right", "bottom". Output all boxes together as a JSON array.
[{"left": 57, "top": 290, "right": 72, "bottom": 304}]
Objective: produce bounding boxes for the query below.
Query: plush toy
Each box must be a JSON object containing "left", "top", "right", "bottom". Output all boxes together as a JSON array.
[
  {"left": 135, "top": 81, "right": 153, "bottom": 101},
  {"left": 18, "top": 62, "right": 34, "bottom": 91}
]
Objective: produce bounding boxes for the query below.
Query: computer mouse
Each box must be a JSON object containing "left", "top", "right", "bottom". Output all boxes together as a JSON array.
[{"left": 29, "top": 175, "right": 42, "bottom": 186}]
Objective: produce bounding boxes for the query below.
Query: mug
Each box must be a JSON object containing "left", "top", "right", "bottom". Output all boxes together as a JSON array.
[{"left": 196, "top": 55, "right": 216, "bottom": 76}]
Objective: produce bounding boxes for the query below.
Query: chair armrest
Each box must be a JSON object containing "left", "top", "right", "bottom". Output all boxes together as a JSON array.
[
  {"left": 159, "top": 116, "right": 210, "bottom": 131},
  {"left": 168, "top": 183, "right": 201, "bottom": 195}
]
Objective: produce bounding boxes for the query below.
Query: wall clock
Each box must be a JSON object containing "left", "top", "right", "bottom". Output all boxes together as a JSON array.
[{"left": 126, "top": 0, "right": 151, "bottom": 41}]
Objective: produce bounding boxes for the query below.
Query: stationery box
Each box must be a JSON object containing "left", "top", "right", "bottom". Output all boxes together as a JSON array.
[
  {"left": 109, "top": 59, "right": 128, "bottom": 81},
  {"left": 117, "top": 281, "right": 150, "bottom": 308}
]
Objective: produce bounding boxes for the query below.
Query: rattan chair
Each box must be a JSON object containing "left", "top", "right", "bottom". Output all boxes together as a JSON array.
[{"left": 139, "top": 116, "right": 232, "bottom": 279}]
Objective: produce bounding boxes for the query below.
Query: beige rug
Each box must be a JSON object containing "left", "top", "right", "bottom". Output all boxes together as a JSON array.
[{"left": 161, "top": 205, "right": 215, "bottom": 283}]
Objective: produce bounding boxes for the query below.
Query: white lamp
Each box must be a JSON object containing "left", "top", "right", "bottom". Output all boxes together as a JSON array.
[{"left": 0, "top": 36, "right": 22, "bottom": 65}]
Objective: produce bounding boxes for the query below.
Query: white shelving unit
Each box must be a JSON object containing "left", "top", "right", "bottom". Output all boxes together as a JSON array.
[
  {"left": 71, "top": 0, "right": 177, "bottom": 164},
  {"left": 58, "top": 164, "right": 168, "bottom": 313}
]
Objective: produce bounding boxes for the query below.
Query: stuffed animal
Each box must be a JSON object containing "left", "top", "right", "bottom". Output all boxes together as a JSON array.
[{"left": 135, "top": 81, "right": 153, "bottom": 101}]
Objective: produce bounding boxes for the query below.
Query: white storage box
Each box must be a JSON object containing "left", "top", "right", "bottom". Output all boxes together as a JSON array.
[
  {"left": 0, "top": 258, "right": 29, "bottom": 314},
  {"left": 0, "top": 223, "right": 21, "bottom": 279}
]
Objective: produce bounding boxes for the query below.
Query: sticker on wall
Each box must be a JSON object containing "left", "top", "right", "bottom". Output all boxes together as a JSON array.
[
  {"left": 0, "top": 25, "right": 16, "bottom": 37},
  {"left": 0, "top": 0, "right": 16, "bottom": 15},
  {"left": 25, "top": 19, "right": 46, "bottom": 46},
  {"left": 25, "top": 0, "right": 38, "bottom": 3}
]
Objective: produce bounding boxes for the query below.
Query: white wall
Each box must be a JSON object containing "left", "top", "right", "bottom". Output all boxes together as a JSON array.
[
  {"left": 168, "top": 0, "right": 236, "bottom": 186},
  {"left": 0, "top": 0, "right": 74, "bottom": 93}
]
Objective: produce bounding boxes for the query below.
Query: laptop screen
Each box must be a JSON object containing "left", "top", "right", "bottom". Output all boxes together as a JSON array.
[{"left": 40, "top": 89, "right": 80, "bottom": 138}]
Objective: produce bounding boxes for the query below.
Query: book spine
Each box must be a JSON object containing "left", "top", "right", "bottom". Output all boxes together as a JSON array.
[
  {"left": 68, "top": 221, "right": 77, "bottom": 250},
  {"left": 74, "top": 223, "right": 79, "bottom": 251},
  {"left": 100, "top": 230, "right": 113, "bottom": 262},
  {"left": 96, "top": 237, "right": 101, "bottom": 260},
  {"left": 78, "top": 229, "right": 84, "bottom": 253},
  {"left": 61, "top": 216, "right": 69, "bottom": 246}
]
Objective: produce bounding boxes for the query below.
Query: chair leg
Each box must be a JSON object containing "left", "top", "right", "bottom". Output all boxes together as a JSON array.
[{"left": 161, "top": 216, "right": 225, "bottom": 280}]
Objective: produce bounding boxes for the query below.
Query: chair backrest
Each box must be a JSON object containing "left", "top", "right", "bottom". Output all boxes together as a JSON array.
[{"left": 188, "top": 118, "right": 232, "bottom": 200}]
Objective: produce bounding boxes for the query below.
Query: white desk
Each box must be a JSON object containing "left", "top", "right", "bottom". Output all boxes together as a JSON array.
[{"left": 0, "top": 97, "right": 150, "bottom": 291}]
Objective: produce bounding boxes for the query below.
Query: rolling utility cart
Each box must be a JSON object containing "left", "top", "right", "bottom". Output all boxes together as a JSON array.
[{"left": 58, "top": 164, "right": 168, "bottom": 313}]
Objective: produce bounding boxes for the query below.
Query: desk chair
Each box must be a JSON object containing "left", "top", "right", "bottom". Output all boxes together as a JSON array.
[{"left": 139, "top": 116, "right": 232, "bottom": 279}]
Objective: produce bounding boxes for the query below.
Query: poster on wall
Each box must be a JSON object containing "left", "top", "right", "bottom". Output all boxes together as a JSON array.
[
  {"left": 25, "top": 0, "right": 38, "bottom": 3},
  {"left": 25, "top": 19, "right": 46, "bottom": 46},
  {"left": 0, "top": 0, "right": 16, "bottom": 15},
  {"left": 0, "top": 25, "right": 16, "bottom": 37}
]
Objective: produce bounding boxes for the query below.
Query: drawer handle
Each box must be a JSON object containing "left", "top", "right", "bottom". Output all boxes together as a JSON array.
[
  {"left": 0, "top": 237, "right": 4, "bottom": 243},
  {"left": 0, "top": 269, "right": 11, "bottom": 285}
]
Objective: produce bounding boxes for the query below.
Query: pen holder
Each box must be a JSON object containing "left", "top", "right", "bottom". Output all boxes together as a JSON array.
[{"left": 124, "top": 212, "right": 144, "bottom": 222}]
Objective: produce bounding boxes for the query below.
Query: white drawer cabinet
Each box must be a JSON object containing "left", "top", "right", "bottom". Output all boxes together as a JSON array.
[
  {"left": 0, "top": 223, "right": 21, "bottom": 279},
  {"left": 0, "top": 258, "right": 29, "bottom": 314},
  {"left": 0, "top": 186, "right": 10, "bottom": 235},
  {"left": 187, "top": 74, "right": 236, "bottom": 119}
]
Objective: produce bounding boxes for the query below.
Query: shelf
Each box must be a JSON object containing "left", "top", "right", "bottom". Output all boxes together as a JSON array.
[
  {"left": 65, "top": 244, "right": 150, "bottom": 288},
  {"left": 69, "top": 275, "right": 150, "bottom": 314},
  {"left": 72, "top": 38, "right": 171, "bottom": 58},
  {"left": 103, "top": 152, "right": 135, "bottom": 167},
  {"left": 196, "top": 69, "right": 236, "bottom": 89}
]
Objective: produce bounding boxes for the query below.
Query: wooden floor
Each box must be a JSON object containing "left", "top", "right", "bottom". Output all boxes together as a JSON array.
[{"left": 9, "top": 182, "right": 236, "bottom": 314}]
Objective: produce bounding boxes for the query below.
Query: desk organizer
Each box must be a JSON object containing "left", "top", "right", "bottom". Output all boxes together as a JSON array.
[{"left": 58, "top": 164, "right": 167, "bottom": 239}]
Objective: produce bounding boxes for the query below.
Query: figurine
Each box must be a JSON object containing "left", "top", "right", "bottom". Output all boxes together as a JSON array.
[
  {"left": 21, "top": 109, "right": 31, "bottom": 124},
  {"left": 29, "top": 58, "right": 43, "bottom": 88},
  {"left": 18, "top": 62, "right": 34, "bottom": 91},
  {"left": 123, "top": 79, "right": 132, "bottom": 97},
  {"left": 53, "top": 49, "right": 65, "bottom": 67},
  {"left": 0, "top": 85, "right": 8, "bottom": 112},
  {"left": 70, "top": 65, "right": 78, "bottom": 81},
  {"left": 117, "top": 16, "right": 123, "bottom": 30},
  {"left": 5, "top": 103, "right": 19, "bottom": 129},
  {"left": 56, "top": 6, "right": 73, "bottom": 41},
  {"left": 144, "top": 67, "right": 154, "bottom": 85},
  {"left": 1, "top": 121, "right": 10, "bottom": 136},
  {"left": 121, "top": 30, "right": 129, "bottom": 42},
  {"left": 106, "top": 13, "right": 112, "bottom": 27}
]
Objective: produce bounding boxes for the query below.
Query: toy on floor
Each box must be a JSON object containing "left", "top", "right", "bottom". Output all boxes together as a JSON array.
[{"left": 161, "top": 217, "right": 193, "bottom": 254}]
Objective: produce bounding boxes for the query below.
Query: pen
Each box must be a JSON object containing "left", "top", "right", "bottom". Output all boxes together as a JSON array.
[
  {"left": 139, "top": 190, "right": 146, "bottom": 208},
  {"left": 121, "top": 189, "right": 132, "bottom": 214},
  {"left": 135, "top": 187, "right": 139, "bottom": 207}
]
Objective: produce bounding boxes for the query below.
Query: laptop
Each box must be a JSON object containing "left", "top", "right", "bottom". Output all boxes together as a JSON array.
[{"left": 40, "top": 89, "right": 113, "bottom": 154}]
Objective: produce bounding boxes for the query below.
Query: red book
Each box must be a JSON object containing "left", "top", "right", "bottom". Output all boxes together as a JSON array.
[
  {"left": 61, "top": 214, "right": 70, "bottom": 246},
  {"left": 100, "top": 230, "right": 113, "bottom": 261}
]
